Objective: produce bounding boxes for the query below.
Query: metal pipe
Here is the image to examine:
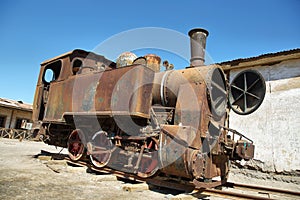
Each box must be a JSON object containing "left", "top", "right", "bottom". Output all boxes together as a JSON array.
[{"left": 188, "top": 28, "right": 209, "bottom": 67}]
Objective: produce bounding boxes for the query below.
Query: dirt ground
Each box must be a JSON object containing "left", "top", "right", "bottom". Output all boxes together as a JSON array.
[{"left": 0, "top": 138, "right": 299, "bottom": 200}]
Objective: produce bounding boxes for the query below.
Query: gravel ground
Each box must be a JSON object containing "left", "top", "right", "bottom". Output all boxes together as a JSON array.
[
  {"left": 0, "top": 138, "right": 299, "bottom": 200},
  {"left": 0, "top": 138, "right": 169, "bottom": 200}
]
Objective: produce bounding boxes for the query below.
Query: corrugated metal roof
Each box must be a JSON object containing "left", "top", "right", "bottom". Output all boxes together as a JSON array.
[
  {"left": 219, "top": 48, "right": 300, "bottom": 66},
  {"left": 0, "top": 98, "right": 32, "bottom": 111}
]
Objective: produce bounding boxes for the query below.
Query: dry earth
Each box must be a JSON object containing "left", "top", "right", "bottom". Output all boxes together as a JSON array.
[{"left": 0, "top": 138, "right": 299, "bottom": 200}]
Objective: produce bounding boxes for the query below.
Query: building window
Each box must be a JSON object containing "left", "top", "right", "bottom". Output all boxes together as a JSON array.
[
  {"left": 0, "top": 116, "right": 6, "bottom": 128},
  {"left": 15, "top": 118, "right": 29, "bottom": 129}
]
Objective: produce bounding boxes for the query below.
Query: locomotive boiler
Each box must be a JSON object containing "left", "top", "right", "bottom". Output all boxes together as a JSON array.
[{"left": 32, "top": 28, "right": 265, "bottom": 189}]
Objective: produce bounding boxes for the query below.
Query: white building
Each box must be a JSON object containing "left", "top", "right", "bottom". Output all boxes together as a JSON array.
[
  {"left": 0, "top": 98, "right": 33, "bottom": 129},
  {"left": 221, "top": 49, "right": 300, "bottom": 172}
]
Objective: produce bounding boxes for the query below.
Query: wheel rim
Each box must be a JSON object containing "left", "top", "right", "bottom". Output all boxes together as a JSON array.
[
  {"left": 89, "top": 131, "right": 112, "bottom": 168},
  {"left": 67, "top": 129, "right": 85, "bottom": 161}
]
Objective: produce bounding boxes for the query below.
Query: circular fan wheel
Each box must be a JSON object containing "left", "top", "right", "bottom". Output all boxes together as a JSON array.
[
  {"left": 67, "top": 129, "right": 86, "bottom": 161},
  {"left": 229, "top": 69, "right": 266, "bottom": 115}
]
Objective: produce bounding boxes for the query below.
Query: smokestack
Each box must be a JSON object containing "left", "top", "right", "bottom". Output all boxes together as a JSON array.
[{"left": 188, "top": 28, "right": 209, "bottom": 67}]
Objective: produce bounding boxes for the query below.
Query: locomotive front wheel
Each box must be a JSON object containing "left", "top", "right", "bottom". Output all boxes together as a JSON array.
[
  {"left": 89, "top": 131, "right": 113, "bottom": 168},
  {"left": 67, "top": 129, "right": 86, "bottom": 161}
]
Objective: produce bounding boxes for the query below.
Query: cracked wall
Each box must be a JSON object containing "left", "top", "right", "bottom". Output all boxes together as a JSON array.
[{"left": 228, "top": 59, "right": 300, "bottom": 172}]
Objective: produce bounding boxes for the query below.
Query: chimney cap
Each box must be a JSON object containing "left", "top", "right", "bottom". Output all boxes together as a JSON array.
[{"left": 188, "top": 28, "right": 209, "bottom": 37}]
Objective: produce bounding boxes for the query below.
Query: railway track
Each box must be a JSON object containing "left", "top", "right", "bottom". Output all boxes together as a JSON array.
[
  {"left": 196, "top": 182, "right": 300, "bottom": 200},
  {"left": 47, "top": 152, "right": 300, "bottom": 200},
  {"left": 146, "top": 179, "right": 300, "bottom": 200},
  {"left": 218, "top": 182, "right": 300, "bottom": 200}
]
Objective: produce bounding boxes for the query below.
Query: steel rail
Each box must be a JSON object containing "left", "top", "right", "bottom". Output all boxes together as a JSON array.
[
  {"left": 199, "top": 188, "right": 275, "bottom": 200},
  {"left": 62, "top": 156, "right": 300, "bottom": 200},
  {"left": 225, "top": 182, "right": 300, "bottom": 198}
]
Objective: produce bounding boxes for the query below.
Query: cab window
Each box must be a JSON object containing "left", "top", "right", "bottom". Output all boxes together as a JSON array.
[{"left": 43, "top": 60, "right": 62, "bottom": 84}]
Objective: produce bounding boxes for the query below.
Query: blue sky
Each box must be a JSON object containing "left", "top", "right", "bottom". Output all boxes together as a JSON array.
[{"left": 0, "top": 0, "right": 299, "bottom": 103}]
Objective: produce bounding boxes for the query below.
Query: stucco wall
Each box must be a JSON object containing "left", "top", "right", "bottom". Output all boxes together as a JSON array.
[
  {"left": 0, "top": 107, "right": 32, "bottom": 128},
  {"left": 0, "top": 107, "right": 13, "bottom": 128},
  {"left": 228, "top": 59, "right": 300, "bottom": 172}
]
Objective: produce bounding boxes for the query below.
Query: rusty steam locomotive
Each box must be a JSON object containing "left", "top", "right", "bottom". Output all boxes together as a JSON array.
[{"left": 32, "top": 28, "right": 265, "bottom": 189}]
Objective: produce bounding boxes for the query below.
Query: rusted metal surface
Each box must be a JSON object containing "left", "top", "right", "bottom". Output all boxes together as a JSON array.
[
  {"left": 43, "top": 64, "right": 154, "bottom": 121},
  {"left": 174, "top": 82, "right": 208, "bottom": 137},
  {"left": 188, "top": 28, "right": 209, "bottom": 67},
  {"left": 32, "top": 49, "right": 116, "bottom": 123},
  {"left": 234, "top": 140, "right": 255, "bottom": 160},
  {"left": 32, "top": 28, "right": 265, "bottom": 189},
  {"left": 152, "top": 70, "right": 188, "bottom": 107},
  {"left": 158, "top": 125, "right": 195, "bottom": 178},
  {"left": 67, "top": 129, "right": 85, "bottom": 161},
  {"left": 144, "top": 54, "right": 161, "bottom": 72}
]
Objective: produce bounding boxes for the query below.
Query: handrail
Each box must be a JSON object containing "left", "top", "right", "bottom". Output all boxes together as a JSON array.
[{"left": 0, "top": 128, "right": 33, "bottom": 140}]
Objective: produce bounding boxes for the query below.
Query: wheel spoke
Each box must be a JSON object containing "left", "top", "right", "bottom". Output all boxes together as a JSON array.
[
  {"left": 211, "top": 81, "right": 226, "bottom": 95},
  {"left": 232, "top": 93, "right": 244, "bottom": 105},
  {"left": 247, "top": 78, "right": 260, "bottom": 91},
  {"left": 244, "top": 73, "right": 248, "bottom": 91},
  {"left": 243, "top": 93, "right": 247, "bottom": 112},
  {"left": 245, "top": 91, "right": 260, "bottom": 100},
  {"left": 214, "top": 96, "right": 225, "bottom": 110},
  {"left": 231, "top": 85, "right": 244, "bottom": 93}
]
